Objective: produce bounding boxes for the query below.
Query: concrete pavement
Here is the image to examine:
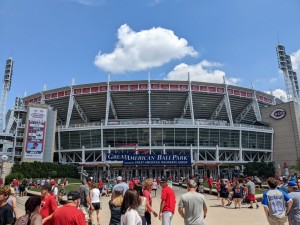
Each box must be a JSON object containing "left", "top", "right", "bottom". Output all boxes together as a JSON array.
[{"left": 17, "top": 187, "right": 270, "bottom": 225}]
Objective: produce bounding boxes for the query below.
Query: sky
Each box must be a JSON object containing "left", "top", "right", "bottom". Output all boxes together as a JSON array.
[{"left": 0, "top": 0, "right": 300, "bottom": 110}]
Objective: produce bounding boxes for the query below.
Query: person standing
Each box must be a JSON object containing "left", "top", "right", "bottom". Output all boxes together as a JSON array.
[
  {"left": 245, "top": 177, "right": 259, "bottom": 209},
  {"left": 0, "top": 186, "right": 13, "bottom": 225},
  {"left": 50, "top": 190, "right": 85, "bottom": 225},
  {"left": 220, "top": 179, "right": 230, "bottom": 207},
  {"left": 178, "top": 180, "right": 207, "bottom": 225},
  {"left": 98, "top": 179, "right": 103, "bottom": 194},
  {"left": 262, "top": 177, "right": 293, "bottom": 225},
  {"left": 109, "top": 187, "right": 124, "bottom": 225},
  {"left": 15, "top": 196, "right": 42, "bottom": 225},
  {"left": 207, "top": 177, "right": 213, "bottom": 195},
  {"left": 79, "top": 178, "right": 94, "bottom": 225},
  {"left": 40, "top": 183, "right": 58, "bottom": 225},
  {"left": 159, "top": 178, "right": 176, "bottom": 225},
  {"left": 143, "top": 179, "right": 158, "bottom": 225},
  {"left": 231, "top": 180, "right": 244, "bottom": 209},
  {"left": 152, "top": 180, "right": 158, "bottom": 197},
  {"left": 279, "top": 177, "right": 289, "bottom": 194},
  {"left": 90, "top": 183, "right": 101, "bottom": 225},
  {"left": 287, "top": 181, "right": 300, "bottom": 225},
  {"left": 7, "top": 188, "right": 18, "bottom": 224},
  {"left": 112, "top": 176, "right": 128, "bottom": 197},
  {"left": 120, "top": 189, "right": 142, "bottom": 225}
]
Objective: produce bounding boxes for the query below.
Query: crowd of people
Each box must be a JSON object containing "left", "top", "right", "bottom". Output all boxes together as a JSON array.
[{"left": 2, "top": 174, "right": 300, "bottom": 225}]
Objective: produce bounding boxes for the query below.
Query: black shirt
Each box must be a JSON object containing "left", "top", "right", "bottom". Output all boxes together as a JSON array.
[{"left": 0, "top": 202, "right": 13, "bottom": 225}]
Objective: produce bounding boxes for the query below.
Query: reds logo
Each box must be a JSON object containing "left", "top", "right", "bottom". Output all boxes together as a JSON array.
[{"left": 271, "top": 109, "right": 286, "bottom": 120}]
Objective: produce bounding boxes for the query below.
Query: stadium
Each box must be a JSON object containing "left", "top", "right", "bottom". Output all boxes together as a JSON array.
[{"left": 14, "top": 79, "right": 276, "bottom": 181}]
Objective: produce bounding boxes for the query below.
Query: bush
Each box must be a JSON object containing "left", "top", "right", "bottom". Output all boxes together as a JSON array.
[
  {"left": 243, "top": 162, "right": 275, "bottom": 179},
  {"left": 10, "top": 161, "right": 79, "bottom": 179},
  {"left": 5, "top": 172, "right": 24, "bottom": 185}
]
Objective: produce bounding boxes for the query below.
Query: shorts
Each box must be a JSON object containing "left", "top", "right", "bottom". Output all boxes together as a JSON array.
[
  {"left": 145, "top": 212, "right": 151, "bottom": 224},
  {"left": 92, "top": 202, "right": 101, "bottom": 210},
  {"left": 248, "top": 194, "right": 256, "bottom": 201},
  {"left": 79, "top": 205, "right": 90, "bottom": 221},
  {"left": 267, "top": 216, "right": 287, "bottom": 225},
  {"left": 220, "top": 192, "right": 228, "bottom": 198}
]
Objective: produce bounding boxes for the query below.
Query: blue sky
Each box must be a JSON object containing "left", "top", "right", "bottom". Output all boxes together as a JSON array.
[{"left": 0, "top": 0, "right": 300, "bottom": 109}]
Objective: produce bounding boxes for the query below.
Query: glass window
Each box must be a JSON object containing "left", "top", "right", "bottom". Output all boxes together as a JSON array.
[
  {"left": 199, "top": 129, "right": 209, "bottom": 146},
  {"left": 91, "top": 129, "right": 101, "bottom": 148},
  {"left": 175, "top": 129, "right": 186, "bottom": 146},
  {"left": 257, "top": 132, "right": 265, "bottom": 149},
  {"left": 230, "top": 130, "right": 240, "bottom": 148},
  {"left": 265, "top": 133, "right": 272, "bottom": 150},
  {"left": 220, "top": 130, "right": 230, "bottom": 147},
  {"left": 115, "top": 129, "right": 126, "bottom": 147},
  {"left": 60, "top": 132, "right": 70, "bottom": 149},
  {"left": 242, "top": 131, "right": 249, "bottom": 148},
  {"left": 138, "top": 128, "right": 149, "bottom": 146},
  {"left": 126, "top": 129, "right": 138, "bottom": 145},
  {"left": 163, "top": 128, "right": 174, "bottom": 146},
  {"left": 209, "top": 129, "right": 219, "bottom": 147},
  {"left": 69, "top": 131, "right": 80, "bottom": 149},
  {"left": 151, "top": 128, "right": 162, "bottom": 146},
  {"left": 80, "top": 130, "right": 91, "bottom": 148},
  {"left": 103, "top": 129, "right": 115, "bottom": 147},
  {"left": 249, "top": 132, "right": 257, "bottom": 149},
  {"left": 187, "top": 129, "right": 197, "bottom": 146}
]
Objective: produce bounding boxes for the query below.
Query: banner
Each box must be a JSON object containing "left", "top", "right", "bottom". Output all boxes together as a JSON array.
[
  {"left": 24, "top": 107, "right": 47, "bottom": 159},
  {"left": 106, "top": 153, "right": 191, "bottom": 166}
]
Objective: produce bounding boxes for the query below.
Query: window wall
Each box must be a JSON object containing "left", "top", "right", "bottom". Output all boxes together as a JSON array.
[
  {"left": 60, "top": 129, "right": 101, "bottom": 150},
  {"left": 241, "top": 131, "right": 272, "bottom": 149},
  {"left": 199, "top": 129, "right": 239, "bottom": 148}
]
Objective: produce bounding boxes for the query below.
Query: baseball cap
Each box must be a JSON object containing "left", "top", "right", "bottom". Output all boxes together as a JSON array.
[
  {"left": 288, "top": 181, "right": 297, "bottom": 187},
  {"left": 114, "top": 186, "right": 124, "bottom": 194},
  {"left": 160, "top": 178, "right": 168, "bottom": 183},
  {"left": 117, "top": 176, "right": 123, "bottom": 181},
  {"left": 51, "top": 180, "right": 56, "bottom": 185},
  {"left": 67, "top": 191, "right": 80, "bottom": 201},
  {"left": 41, "top": 183, "right": 52, "bottom": 192}
]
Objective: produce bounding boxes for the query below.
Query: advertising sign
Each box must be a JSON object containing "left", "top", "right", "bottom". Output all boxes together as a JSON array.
[
  {"left": 106, "top": 153, "right": 191, "bottom": 166},
  {"left": 24, "top": 107, "right": 47, "bottom": 159},
  {"left": 271, "top": 108, "right": 286, "bottom": 120}
]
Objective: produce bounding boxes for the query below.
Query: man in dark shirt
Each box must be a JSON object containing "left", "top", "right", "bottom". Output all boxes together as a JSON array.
[{"left": 0, "top": 186, "right": 13, "bottom": 225}]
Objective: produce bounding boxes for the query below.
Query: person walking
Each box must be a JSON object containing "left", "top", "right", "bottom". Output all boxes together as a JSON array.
[
  {"left": 0, "top": 186, "right": 14, "bottom": 225},
  {"left": 90, "top": 183, "right": 101, "bottom": 225},
  {"left": 159, "top": 178, "right": 176, "bottom": 225},
  {"left": 109, "top": 187, "right": 124, "bottom": 225},
  {"left": 245, "top": 177, "right": 259, "bottom": 209},
  {"left": 231, "top": 180, "right": 244, "bottom": 209},
  {"left": 143, "top": 179, "right": 158, "bottom": 225},
  {"left": 40, "top": 183, "right": 57, "bottom": 225},
  {"left": 112, "top": 176, "right": 128, "bottom": 197},
  {"left": 152, "top": 180, "right": 158, "bottom": 197},
  {"left": 219, "top": 179, "right": 230, "bottom": 207},
  {"left": 50, "top": 190, "right": 85, "bottom": 225},
  {"left": 120, "top": 189, "right": 142, "bottom": 225},
  {"left": 79, "top": 178, "right": 94, "bottom": 225},
  {"left": 7, "top": 187, "right": 18, "bottom": 224},
  {"left": 287, "top": 181, "right": 300, "bottom": 225},
  {"left": 262, "top": 177, "right": 293, "bottom": 225},
  {"left": 15, "top": 196, "right": 42, "bottom": 225},
  {"left": 178, "top": 179, "right": 207, "bottom": 225}
]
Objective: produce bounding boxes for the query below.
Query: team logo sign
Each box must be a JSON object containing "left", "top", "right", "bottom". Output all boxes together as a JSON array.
[{"left": 271, "top": 108, "right": 286, "bottom": 120}]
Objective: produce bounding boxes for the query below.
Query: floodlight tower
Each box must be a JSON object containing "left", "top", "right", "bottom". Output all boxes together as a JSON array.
[
  {"left": 0, "top": 57, "right": 13, "bottom": 132},
  {"left": 276, "top": 45, "right": 299, "bottom": 102}
]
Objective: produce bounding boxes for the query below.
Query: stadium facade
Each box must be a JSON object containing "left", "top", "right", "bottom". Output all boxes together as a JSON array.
[{"left": 0, "top": 79, "right": 280, "bottom": 180}]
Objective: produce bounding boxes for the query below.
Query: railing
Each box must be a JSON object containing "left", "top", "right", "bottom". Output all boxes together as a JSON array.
[{"left": 58, "top": 119, "right": 273, "bottom": 131}]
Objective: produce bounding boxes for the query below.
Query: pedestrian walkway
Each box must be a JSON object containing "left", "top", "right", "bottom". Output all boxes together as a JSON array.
[{"left": 17, "top": 187, "right": 269, "bottom": 225}]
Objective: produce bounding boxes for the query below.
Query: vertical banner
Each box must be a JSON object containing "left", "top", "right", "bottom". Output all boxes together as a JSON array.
[{"left": 24, "top": 107, "right": 48, "bottom": 159}]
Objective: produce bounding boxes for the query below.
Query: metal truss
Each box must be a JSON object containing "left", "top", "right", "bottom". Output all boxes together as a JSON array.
[
  {"left": 181, "top": 95, "right": 190, "bottom": 118},
  {"left": 224, "top": 85, "right": 234, "bottom": 126},
  {"left": 110, "top": 97, "right": 118, "bottom": 120},
  {"left": 73, "top": 96, "right": 88, "bottom": 123},
  {"left": 252, "top": 91, "right": 262, "bottom": 122},
  {"left": 198, "top": 150, "right": 216, "bottom": 161},
  {"left": 210, "top": 95, "right": 225, "bottom": 120},
  {"left": 235, "top": 101, "right": 253, "bottom": 123},
  {"left": 243, "top": 151, "right": 272, "bottom": 162},
  {"left": 5, "top": 109, "right": 16, "bottom": 133},
  {"left": 59, "top": 151, "right": 102, "bottom": 163},
  {"left": 105, "top": 76, "right": 111, "bottom": 126},
  {"left": 219, "top": 150, "right": 240, "bottom": 161}
]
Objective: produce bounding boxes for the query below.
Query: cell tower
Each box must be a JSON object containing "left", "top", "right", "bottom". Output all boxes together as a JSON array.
[
  {"left": 276, "top": 44, "right": 299, "bottom": 102},
  {"left": 0, "top": 57, "right": 13, "bottom": 132}
]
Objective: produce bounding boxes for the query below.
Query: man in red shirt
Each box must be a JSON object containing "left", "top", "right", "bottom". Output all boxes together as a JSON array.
[
  {"left": 159, "top": 178, "right": 176, "bottom": 225},
  {"left": 50, "top": 190, "right": 85, "bottom": 225},
  {"left": 98, "top": 179, "right": 103, "bottom": 194},
  {"left": 40, "top": 183, "right": 58, "bottom": 225},
  {"left": 208, "top": 176, "right": 213, "bottom": 195}
]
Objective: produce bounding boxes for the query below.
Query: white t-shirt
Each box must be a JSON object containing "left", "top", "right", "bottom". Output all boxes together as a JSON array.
[
  {"left": 121, "top": 209, "right": 142, "bottom": 225},
  {"left": 91, "top": 188, "right": 101, "bottom": 203}
]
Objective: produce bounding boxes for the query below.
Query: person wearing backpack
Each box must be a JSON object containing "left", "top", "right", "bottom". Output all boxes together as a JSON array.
[
  {"left": 50, "top": 181, "right": 58, "bottom": 204},
  {"left": 15, "top": 196, "right": 42, "bottom": 225}
]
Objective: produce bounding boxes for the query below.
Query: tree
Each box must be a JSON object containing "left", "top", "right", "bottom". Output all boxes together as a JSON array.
[{"left": 243, "top": 162, "right": 275, "bottom": 178}]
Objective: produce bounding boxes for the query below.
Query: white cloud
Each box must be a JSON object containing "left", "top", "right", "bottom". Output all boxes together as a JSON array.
[
  {"left": 265, "top": 89, "right": 287, "bottom": 102},
  {"left": 291, "top": 49, "right": 300, "bottom": 75},
  {"left": 164, "top": 60, "right": 239, "bottom": 85},
  {"left": 269, "top": 77, "right": 278, "bottom": 83},
  {"left": 94, "top": 24, "right": 197, "bottom": 73}
]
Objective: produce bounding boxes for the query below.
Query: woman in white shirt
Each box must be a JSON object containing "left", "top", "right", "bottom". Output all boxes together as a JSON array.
[
  {"left": 120, "top": 189, "right": 142, "bottom": 225},
  {"left": 90, "top": 183, "right": 101, "bottom": 225}
]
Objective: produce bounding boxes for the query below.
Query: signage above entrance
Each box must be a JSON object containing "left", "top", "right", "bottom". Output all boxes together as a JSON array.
[
  {"left": 271, "top": 108, "right": 286, "bottom": 120},
  {"left": 106, "top": 153, "right": 191, "bottom": 166}
]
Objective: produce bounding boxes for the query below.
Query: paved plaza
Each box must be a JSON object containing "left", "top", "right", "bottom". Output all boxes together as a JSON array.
[{"left": 16, "top": 186, "right": 270, "bottom": 225}]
